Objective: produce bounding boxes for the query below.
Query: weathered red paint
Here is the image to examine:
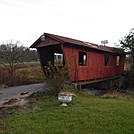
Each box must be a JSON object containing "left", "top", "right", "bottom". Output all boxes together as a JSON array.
[
  {"left": 30, "top": 33, "right": 125, "bottom": 83},
  {"left": 62, "top": 43, "right": 125, "bottom": 82}
]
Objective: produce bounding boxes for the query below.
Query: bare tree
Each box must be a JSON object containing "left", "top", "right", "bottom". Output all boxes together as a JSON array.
[{"left": 0, "top": 40, "right": 26, "bottom": 76}]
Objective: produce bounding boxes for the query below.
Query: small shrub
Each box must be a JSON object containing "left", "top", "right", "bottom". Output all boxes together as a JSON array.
[{"left": 44, "top": 62, "right": 70, "bottom": 95}]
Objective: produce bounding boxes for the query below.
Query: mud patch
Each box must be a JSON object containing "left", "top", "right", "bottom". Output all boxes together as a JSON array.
[
  {"left": 0, "top": 97, "right": 28, "bottom": 120},
  {"left": 3, "top": 98, "right": 21, "bottom": 105},
  {"left": 20, "top": 92, "right": 29, "bottom": 95}
]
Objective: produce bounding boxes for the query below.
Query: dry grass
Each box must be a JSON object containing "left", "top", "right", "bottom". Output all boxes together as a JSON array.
[
  {"left": 0, "top": 61, "right": 45, "bottom": 88},
  {"left": 102, "top": 90, "right": 134, "bottom": 100}
]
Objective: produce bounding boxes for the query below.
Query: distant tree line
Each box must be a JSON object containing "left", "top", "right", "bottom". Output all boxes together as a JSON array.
[
  {"left": 0, "top": 40, "right": 38, "bottom": 64},
  {"left": 20, "top": 48, "right": 38, "bottom": 62}
]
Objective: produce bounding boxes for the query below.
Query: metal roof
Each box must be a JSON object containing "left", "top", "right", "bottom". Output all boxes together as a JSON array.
[{"left": 31, "top": 33, "right": 120, "bottom": 54}]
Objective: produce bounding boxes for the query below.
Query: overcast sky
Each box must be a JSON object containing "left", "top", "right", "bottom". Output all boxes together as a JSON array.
[{"left": 0, "top": 0, "right": 134, "bottom": 47}]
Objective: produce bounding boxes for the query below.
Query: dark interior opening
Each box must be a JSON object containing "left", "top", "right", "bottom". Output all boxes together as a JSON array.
[
  {"left": 54, "top": 53, "right": 63, "bottom": 66},
  {"left": 104, "top": 55, "right": 109, "bottom": 66},
  {"left": 79, "top": 51, "right": 87, "bottom": 66},
  {"left": 38, "top": 44, "right": 64, "bottom": 67}
]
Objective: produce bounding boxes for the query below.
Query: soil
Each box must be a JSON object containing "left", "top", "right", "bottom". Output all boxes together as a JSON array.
[{"left": 0, "top": 97, "right": 28, "bottom": 120}]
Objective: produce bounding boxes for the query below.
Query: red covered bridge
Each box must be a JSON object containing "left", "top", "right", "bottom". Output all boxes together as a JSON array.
[{"left": 30, "top": 33, "right": 125, "bottom": 87}]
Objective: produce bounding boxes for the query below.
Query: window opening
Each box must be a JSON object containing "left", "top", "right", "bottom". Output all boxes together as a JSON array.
[
  {"left": 104, "top": 55, "right": 109, "bottom": 66},
  {"left": 54, "top": 53, "right": 63, "bottom": 66},
  {"left": 79, "top": 51, "right": 87, "bottom": 66},
  {"left": 116, "top": 56, "right": 120, "bottom": 66}
]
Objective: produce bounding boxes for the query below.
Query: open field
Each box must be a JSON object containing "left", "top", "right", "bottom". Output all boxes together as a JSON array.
[
  {"left": 0, "top": 61, "right": 45, "bottom": 88},
  {"left": 0, "top": 89, "right": 134, "bottom": 134}
]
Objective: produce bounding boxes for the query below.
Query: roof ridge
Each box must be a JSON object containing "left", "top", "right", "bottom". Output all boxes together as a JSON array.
[
  {"left": 31, "top": 32, "right": 121, "bottom": 54},
  {"left": 46, "top": 32, "right": 99, "bottom": 46}
]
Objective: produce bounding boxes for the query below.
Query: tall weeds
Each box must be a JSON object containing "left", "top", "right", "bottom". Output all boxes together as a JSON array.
[{"left": 0, "top": 62, "right": 45, "bottom": 88}]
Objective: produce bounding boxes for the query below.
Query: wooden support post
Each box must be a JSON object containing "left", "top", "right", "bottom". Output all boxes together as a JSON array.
[
  {"left": 72, "top": 83, "right": 81, "bottom": 90},
  {"left": 77, "top": 85, "right": 81, "bottom": 90},
  {"left": 72, "top": 83, "right": 78, "bottom": 90}
]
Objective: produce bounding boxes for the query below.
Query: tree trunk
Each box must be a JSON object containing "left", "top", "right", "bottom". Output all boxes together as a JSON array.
[{"left": 132, "top": 56, "right": 134, "bottom": 69}]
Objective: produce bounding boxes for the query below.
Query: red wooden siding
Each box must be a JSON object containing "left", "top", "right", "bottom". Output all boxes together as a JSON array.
[{"left": 62, "top": 44, "right": 125, "bottom": 82}]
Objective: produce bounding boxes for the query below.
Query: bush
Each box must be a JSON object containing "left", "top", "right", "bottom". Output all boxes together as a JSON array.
[
  {"left": 44, "top": 62, "right": 70, "bottom": 95},
  {"left": 124, "top": 69, "right": 134, "bottom": 89}
]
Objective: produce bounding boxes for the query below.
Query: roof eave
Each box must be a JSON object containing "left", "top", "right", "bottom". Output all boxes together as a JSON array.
[
  {"left": 30, "top": 33, "right": 65, "bottom": 48},
  {"left": 30, "top": 36, "right": 41, "bottom": 48}
]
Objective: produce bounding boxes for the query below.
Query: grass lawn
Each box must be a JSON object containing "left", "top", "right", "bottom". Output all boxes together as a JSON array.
[{"left": 0, "top": 89, "right": 134, "bottom": 134}]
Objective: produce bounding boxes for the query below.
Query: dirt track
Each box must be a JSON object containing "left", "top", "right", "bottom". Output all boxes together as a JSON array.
[{"left": 0, "top": 83, "right": 48, "bottom": 107}]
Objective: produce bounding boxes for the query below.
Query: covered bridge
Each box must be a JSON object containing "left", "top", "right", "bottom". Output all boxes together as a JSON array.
[{"left": 30, "top": 33, "right": 125, "bottom": 87}]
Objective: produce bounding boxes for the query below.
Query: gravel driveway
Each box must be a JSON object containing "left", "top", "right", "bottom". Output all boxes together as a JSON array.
[{"left": 0, "top": 83, "right": 48, "bottom": 107}]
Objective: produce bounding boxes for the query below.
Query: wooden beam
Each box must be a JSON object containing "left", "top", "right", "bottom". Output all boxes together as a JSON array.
[{"left": 74, "top": 76, "right": 121, "bottom": 86}]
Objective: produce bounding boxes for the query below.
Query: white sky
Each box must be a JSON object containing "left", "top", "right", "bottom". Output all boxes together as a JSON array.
[{"left": 0, "top": 0, "right": 134, "bottom": 47}]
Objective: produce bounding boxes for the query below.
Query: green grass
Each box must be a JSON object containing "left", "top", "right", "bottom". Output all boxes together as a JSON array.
[{"left": 0, "top": 90, "right": 134, "bottom": 134}]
